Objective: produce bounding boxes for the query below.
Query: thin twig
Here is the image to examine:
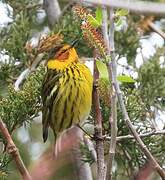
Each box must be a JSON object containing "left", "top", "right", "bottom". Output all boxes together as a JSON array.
[
  {"left": 80, "top": 0, "right": 165, "bottom": 16},
  {"left": 93, "top": 51, "right": 105, "bottom": 180},
  {"left": 14, "top": 53, "right": 44, "bottom": 91},
  {"left": 105, "top": 130, "right": 165, "bottom": 141},
  {"left": 58, "top": 1, "right": 75, "bottom": 20},
  {"left": 14, "top": 69, "right": 30, "bottom": 91},
  {"left": 149, "top": 22, "right": 165, "bottom": 39},
  {"left": 102, "top": 7, "right": 118, "bottom": 180},
  {"left": 0, "top": 118, "right": 32, "bottom": 180},
  {"left": 26, "top": 3, "right": 42, "bottom": 10}
]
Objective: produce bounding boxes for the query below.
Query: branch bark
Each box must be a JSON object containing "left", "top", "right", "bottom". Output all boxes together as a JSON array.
[
  {"left": 93, "top": 51, "right": 105, "bottom": 180},
  {"left": 81, "top": 0, "right": 165, "bottom": 16},
  {"left": 101, "top": 7, "right": 118, "bottom": 180},
  {"left": 149, "top": 22, "right": 165, "bottom": 39},
  {"left": 105, "top": 130, "right": 165, "bottom": 141},
  {"left": 14, "top": 53, "right": 44, "bottom": 91},
  {"left": 0, "top": 118, "right": 31, "bottom": 180}
]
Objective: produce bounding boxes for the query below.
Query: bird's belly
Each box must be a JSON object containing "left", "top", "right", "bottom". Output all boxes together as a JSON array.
[{"left": 50, "top": 77, "right": 92, "bottom": 133}]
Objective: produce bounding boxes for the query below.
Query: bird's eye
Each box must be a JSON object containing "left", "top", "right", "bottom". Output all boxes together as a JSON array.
[
  {"left": 57, "top": 48, "right": 68, "bottom": 57},
  {"left": 61, "top": 49, "right": 67, "bottom": 54},
  {"left": 54, "top": 47, "right": 70, "bottom": 60}
]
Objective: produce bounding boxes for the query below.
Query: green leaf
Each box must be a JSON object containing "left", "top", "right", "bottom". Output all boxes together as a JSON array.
[
  {"left": 88, "top": 15, "right": 100, "bottom": 28},
  {"left": 95, "top": 6, "right": 102, "bottom": 24},
  {"left": 117, "top": 75, "right": 136, "bottom": 83},
  {"left": 116, "top": 9, "right": 129, "bottom": 17},
  {"left": 96, "top": 60, "right": 109, "bottom": 79}
]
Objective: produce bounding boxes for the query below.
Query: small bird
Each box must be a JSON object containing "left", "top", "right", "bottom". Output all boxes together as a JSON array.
[{"left": 41, "top": 41, "right": 93, "bottom": 144}]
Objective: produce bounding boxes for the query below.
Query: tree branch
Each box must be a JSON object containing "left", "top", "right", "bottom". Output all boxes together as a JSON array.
[
  {"left": 14, "top": 69, "right": 30, "bottom": 91},
  {"left": 80, "top": 0, "right": 165, "bottom": 16},
  {"left": 14, "top": 53, "right": 44, "bottom": 91},
  {"left": 105, "top": 130, "right": 165, "bottom": 141},
  {"left": 149, "top": 22, "right": 165, "bottom": 39},
  {"left": 93, "top": 51, "right": 106, "bottom": 180},
  {"left": 101, "top": 7, "right": 118, "bottom": 180},
  {"left": 0, "top": 118, "right": 31, "bottom": 180}
]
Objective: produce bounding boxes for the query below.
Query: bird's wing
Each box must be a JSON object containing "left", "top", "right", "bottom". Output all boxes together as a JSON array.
[{"left": 41, "top": 68, "right": 62, "bottom": 142}]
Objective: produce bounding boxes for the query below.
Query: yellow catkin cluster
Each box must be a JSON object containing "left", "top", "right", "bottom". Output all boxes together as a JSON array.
[
  {"left": 72, "top": 5, "right": 91, "bottom": 20},
  {"left": 81, "top": 21, "right": 107, "bottom": 57},
  {"left": 73, "top": 5, "right": 107, "bottom": 57}
]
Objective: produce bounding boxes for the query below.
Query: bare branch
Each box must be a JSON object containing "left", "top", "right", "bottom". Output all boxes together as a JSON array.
[
  {"left": 139, "top": 16, "right": 165, "bottom": 40},
  {"left": 101, "top": 7, "right": 118, "bottom": 180},
  {"left": 14, "top": 69, "right": 30, "bottom": 91},
  {"left": 14, "top": 53, "right": 44, "bottom": 91},
  {"left": 92, "top": 4, "right": 165, "bottom": 177},
  {"left": 105, "top": 130, "right": 165, "bottom": 141},
  {"left": 26, "top": 3, "right": 42, "bottom": 10},
  {"left": 149, "top": 22, "right": 165, "bottom": 39},
  {"left": 0, "top": 118, "right": 31, "bottom": 180},
  {"left": 93, "top": 51, "right": 106, "bottom": 180},
  {"left": 80, "top": 0, "right": 165, "bottom": 16}
]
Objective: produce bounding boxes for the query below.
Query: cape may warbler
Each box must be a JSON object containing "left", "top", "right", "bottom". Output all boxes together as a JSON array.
[{"left": 41, "top": 41, "right": 93, "bottom": 142}]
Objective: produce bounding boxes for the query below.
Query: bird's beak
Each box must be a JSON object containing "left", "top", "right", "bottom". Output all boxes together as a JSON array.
[{"left": 71, "top": 39, "right": 79, "bottom": 48}]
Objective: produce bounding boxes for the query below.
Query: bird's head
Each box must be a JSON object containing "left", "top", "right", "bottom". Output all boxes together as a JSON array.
[
  {"left": 47, "top": 40, "right": 79, "bottom": 70},
  {"left": 49, "top": 40, "right": 79, "bottom": 62}
]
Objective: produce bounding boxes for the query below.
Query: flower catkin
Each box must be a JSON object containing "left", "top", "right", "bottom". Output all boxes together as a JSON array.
[
  {"left": 81, "top": 21, "right": 107, "bottom": 57},
  {"left": 73, "top": 5, "right": 91, "bottom": 20},
  {"left": 73, "top": 5, "right": 107, "bottom": 57}
]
